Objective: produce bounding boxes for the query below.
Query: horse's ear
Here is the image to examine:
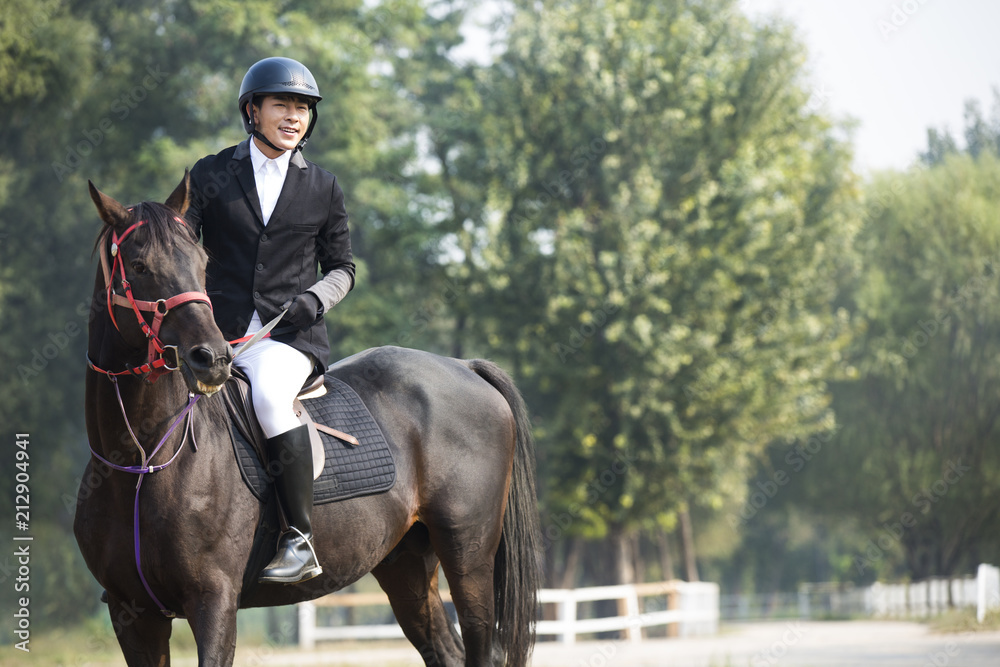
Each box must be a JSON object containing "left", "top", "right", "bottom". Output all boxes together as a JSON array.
[
  {"left": 88, "top": 181, "right": 131, "bottom": 231},
  {"left": 165, "top": 169, "right": 191, "bottom": 217}
]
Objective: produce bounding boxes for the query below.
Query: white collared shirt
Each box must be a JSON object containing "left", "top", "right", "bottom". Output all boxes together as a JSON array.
[
  {"left": 249, "top": 139, "right": 291, "bottom": 225},
  {"left": 243, "top": 140, "right": 293, "bottom": 336}
]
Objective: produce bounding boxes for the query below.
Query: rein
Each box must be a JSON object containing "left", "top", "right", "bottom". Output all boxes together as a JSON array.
[
  {"left": 91, "top": 377, "right": 201, "bottom": 618},
  {"left": 88, "top": 214, "right": 283, "bottom": 618},
  {"left": 87, "top": 214, "right": 212, "bottom": 618}
]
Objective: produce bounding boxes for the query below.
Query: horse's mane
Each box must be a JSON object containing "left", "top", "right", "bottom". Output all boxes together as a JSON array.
[{"left": 93, "top": 200, "right": 198, "bottom": 256}]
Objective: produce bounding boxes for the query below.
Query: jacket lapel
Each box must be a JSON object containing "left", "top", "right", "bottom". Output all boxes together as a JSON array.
[
  {"left": 268, "top": 149, "right": 309, "bottom": 226},
  {"left": 232, "top": 139, "right": 264, "bottom": 227}
]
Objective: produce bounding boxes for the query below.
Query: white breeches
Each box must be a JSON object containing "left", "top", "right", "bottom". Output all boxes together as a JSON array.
[{"left": 232, "top": 338, "right": 313, "bottom": 439}]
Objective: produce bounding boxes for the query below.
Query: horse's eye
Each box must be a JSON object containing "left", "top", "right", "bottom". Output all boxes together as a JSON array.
[{"left": 131, "top": 260, "right": 148, "bottom": 275}]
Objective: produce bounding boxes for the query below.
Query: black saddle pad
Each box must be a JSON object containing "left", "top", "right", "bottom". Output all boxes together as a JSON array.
[{"left": 229, "top": 374, "right": 396, "bottom": 505}]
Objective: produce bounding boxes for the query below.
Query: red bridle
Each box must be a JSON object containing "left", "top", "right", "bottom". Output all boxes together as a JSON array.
[{"left": 89, "top": 216, "right": 213, "bottom": 382}]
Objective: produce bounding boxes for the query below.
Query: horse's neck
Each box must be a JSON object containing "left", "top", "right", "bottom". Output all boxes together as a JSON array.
[{"left": 88, "top": 372, "right": 191, "bottom": 463}]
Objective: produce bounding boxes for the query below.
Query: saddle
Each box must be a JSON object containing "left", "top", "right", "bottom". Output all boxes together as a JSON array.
[{"left": 220, "top": 368, "right": 396, "bottom": 504}]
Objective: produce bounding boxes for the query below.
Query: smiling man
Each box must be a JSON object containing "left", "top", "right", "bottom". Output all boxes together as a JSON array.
[{"left": 186, "top": 56, "right": 356, "bottom": 585}]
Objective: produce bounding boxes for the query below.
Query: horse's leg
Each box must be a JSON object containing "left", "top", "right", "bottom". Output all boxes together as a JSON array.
[
  {"left": 372, "top": 523, "right": 465, "bottom": 666},
  {"left": 428, "top": 518, "right": 505, "bottom": 666},
  {"left": 184, "top": 583, "right": 240, "bottom": 667},
  {"left": 107, "top": 593, "right": 172, "bottom": 667}
]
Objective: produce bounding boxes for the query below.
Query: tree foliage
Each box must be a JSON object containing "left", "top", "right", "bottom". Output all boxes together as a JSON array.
[
  {"left": 706, "top": 100, "right": 1000, "bottom": 591},
  {"left": 415, "top": 0, "right": 859, "bottom": 583},
  {"left": 801, "top": 150, "right": 1000, "bottom": 579}
]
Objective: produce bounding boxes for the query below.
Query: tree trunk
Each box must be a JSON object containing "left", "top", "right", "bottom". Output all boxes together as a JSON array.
[
  {"left": 559, "top": 536, "right": 582, "bottom": 589},
  {"left": 678, "top": 507, "right": 699, "bottom": 582},
  {"left": 657, "top": 526, "right": 676, "bottom": 581},
  {"left": 632, "top": 531, "right": 644, "bottom": 584},
  {"left": 612, "top": 524, "right": 636, "bottom": 584},
  {"left": 611, "top": 525, "right": 639, "bottom": 641},
  {"left": 451, "top": 311, "right": 465, "bottom": 359},
  {"left": 541, "top": 538, "right": 584, "bottom": 624}
]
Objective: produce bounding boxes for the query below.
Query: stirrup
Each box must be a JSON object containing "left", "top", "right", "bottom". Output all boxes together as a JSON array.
[
  {"left": 258, "top": 527, "right": 323, "bottom": 584},
  {"left": 284, "top": 526, "right": 321, "bottom": 565}
]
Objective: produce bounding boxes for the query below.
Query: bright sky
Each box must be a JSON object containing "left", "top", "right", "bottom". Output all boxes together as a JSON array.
[
  {"left": 743, "top": 0, "right": 1000, "bottom": 173},
  {"left": 458, "top": 1, "right": 1000, "bottom": 175}
]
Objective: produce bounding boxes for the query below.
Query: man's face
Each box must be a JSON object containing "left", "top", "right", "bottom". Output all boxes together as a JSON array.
[{"left": 251, "top": 94, "right": 311, "bottom": 156}]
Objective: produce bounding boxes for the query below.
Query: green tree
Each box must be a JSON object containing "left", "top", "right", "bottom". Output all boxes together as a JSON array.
[
  {"left": 421, "top": 0, "right": 859, "bottom": 585},
  {"left": 802, "top": 152, "right": 1000, "bottom": 580},
  {"left": 341, "top": 0, "right": 477, "bottom": 358},
  {"left": 921, "top": 90, "right": 1000, "bottom": 165}
]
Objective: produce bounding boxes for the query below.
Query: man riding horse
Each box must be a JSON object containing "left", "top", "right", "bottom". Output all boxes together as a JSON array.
[
  {"left": 187, "top": 56, "right": 356, "bottom": 584},
  {"left": 79, "top": 56, "right": 540, "bottom": 667}
]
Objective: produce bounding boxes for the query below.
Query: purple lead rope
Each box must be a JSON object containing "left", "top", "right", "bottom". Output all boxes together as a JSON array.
[{"left": 89, "top": 382, "right": 202, "bottom": 617}]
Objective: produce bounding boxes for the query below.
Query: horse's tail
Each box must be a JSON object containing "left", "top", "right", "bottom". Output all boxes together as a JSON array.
[{"left": 468, "top": 359, "right": 541, "bottom": 667}]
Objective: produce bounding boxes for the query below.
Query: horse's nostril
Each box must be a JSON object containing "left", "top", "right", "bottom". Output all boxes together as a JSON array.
[{"left": 189, "top": 346, "right": 216, "bottom": 369}]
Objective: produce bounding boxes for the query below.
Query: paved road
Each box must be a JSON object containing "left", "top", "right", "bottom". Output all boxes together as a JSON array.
[{"left": 237, "top": 621, "right": 1000, "bottom": 666}]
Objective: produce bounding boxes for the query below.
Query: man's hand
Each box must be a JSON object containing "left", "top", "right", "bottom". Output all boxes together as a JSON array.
[{"left": 281, "top": 293, "right": 321, "bottom": 331}]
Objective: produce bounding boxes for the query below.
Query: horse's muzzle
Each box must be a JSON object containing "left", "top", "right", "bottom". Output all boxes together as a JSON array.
[{"left": 181, "top": 343, "right": 232, "bottom": 395}]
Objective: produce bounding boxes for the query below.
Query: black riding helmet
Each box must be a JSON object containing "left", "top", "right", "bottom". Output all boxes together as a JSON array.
[{"left": 238, "top": 57, "right": 322, "bottom": 152}]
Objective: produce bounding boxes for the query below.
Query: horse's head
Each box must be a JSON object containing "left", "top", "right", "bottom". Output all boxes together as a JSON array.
[{"left": 89, "top": 172, "right": 232, "bottom": 394}]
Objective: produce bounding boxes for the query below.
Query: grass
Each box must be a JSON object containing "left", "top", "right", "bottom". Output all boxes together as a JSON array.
[
  {"left": 0, "top": 616, "right": 196, "bottom": 667},
  {"left": 928, "top": 607, "right": 1000, "bottom": 634},
  {"left": 0, "top": 577, "right": 414, "bottom": 667},
  {"left": 0, "top": 609, "right": 288, "bottom": 667},
  {"left": 0, "top": 614, "right": 423, "bottom": 667}
]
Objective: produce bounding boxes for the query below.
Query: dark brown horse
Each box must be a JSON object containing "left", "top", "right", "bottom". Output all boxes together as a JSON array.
[{"left": 75, "top": 174, "right": 541, "bottom": 666}]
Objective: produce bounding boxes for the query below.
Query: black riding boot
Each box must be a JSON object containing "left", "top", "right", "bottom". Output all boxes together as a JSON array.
[{"left": 258, "top": 424, "right": 323, "bottom": 584}]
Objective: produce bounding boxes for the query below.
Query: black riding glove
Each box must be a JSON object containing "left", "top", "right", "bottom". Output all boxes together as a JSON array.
[{"left": 281, "top": 293, "right": 322, "bottom": 331}]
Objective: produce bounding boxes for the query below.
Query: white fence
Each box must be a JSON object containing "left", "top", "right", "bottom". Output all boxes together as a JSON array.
[
  {"left": 296, "top": 565, "right": 1000, "bottom": 649},
  {"left": 298, "top": 580, "right": 719, "bottom": 649},
  {"left": 795, "top": 563, "right": 1000, "bottom": 622},
  {"left": 977, "top": 563, "right": 1000, "bottom": 622},
  {"left": 867, "top": 577, "right": 976, "bottom": 617},
  {"left": 536, "top": 581, "right": 719, "bottom": 644},
  {"left": 864, "top": 563, "right": 1000, "bottom": 621}
]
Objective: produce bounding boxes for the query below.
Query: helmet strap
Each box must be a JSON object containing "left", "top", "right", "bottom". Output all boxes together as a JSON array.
[
  {"left": 251, "top": 129, "right": 286, "bottom": 154},
  {"left": 295, "top": 105, "right": 318, "bottom": 153}
]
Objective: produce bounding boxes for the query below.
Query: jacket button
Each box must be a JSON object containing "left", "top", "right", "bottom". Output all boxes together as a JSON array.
[
  {"left": 261, "top": 233, "right": 269, "bottom": 242},
  {"left": 253, "top": 291, "right": 261, "bottom": 299},
  {"left": 256, "top": 263, "right": 264, "bottom": 271}
]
